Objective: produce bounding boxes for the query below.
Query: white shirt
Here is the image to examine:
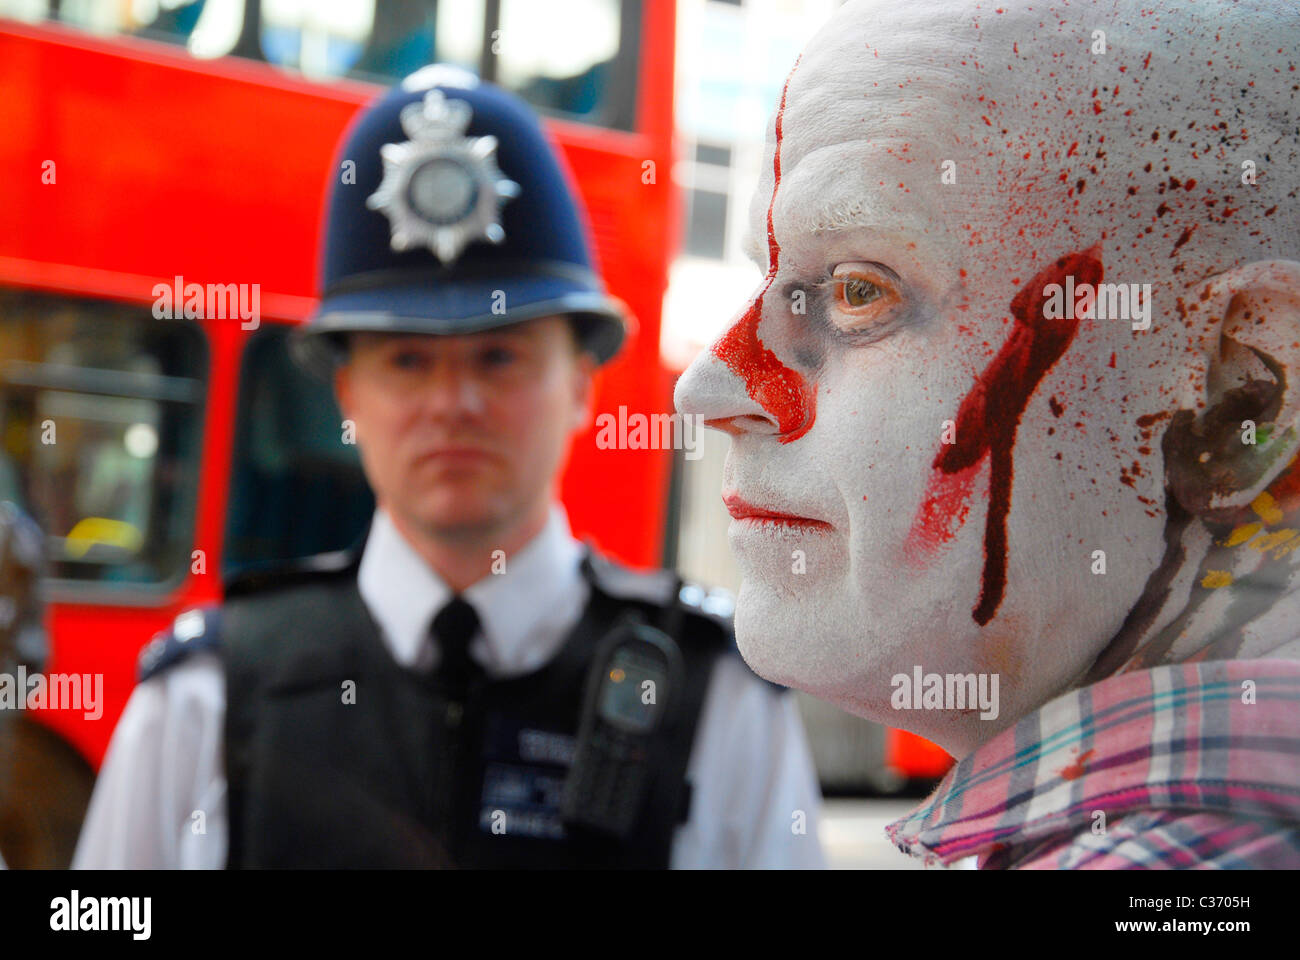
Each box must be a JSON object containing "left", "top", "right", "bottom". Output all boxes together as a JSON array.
[{"left": 73, "top": 506, "right": 825, "bottom": 869}]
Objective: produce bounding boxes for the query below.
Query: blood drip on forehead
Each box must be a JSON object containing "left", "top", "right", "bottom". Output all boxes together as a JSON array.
[
  {"left": 711, "top": 59, "right": 817, "bottom": 443},
  {"left": 908, "top": 247, "right": 1104, "bottom": 625}
]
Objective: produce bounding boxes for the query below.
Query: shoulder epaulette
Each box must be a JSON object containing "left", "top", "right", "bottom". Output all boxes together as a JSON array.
[
  {"left": 582, "top": 548, "right": 737, "bottom": 625},
  {"left": 137, "top": 549, "right": 359, "bottom": 682},
  {"left": 678, "top": 580, "right": 788, "bottom": 694},
  {"left": 675, "top": 580, "right": 736, "bottom": 628},
  {"left": 581, "top": 548, "right": 784, "bottom": 690},
  {"left": 582, "top": 550, "right": 678, "bottom": 607},
  {"left": 137, "top": 606, "right": 222, "bottom": 682}
]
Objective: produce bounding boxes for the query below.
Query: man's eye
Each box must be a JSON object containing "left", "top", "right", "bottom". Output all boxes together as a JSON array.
[
  {"left": 828, "top": 262, "right": 901, "bottom": 327},
  {"left": 392, "top": 351, "right": 427, "bottom": 369},
  {"left": 840, "top": 277, "right": 883, "bottom": 307},
  {"left": 479, "top": 346, "right": 518, "bottom": 368}
]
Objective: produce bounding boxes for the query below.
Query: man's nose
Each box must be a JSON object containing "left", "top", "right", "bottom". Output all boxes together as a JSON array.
[
  {"left": 423, "top": 362, "right": 487, "bottom": 418},
  {"left": 674, "top": 348, "right": 781, "bottom": 437}
]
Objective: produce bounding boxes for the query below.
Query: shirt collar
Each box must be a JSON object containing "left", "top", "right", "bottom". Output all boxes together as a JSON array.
[
  {"left": 885, "top": 659, "right": 1300, "bottom": 867},
  {"left": 463, "top": 506, "right": 587, "bottom": 675},
  {"left": 357, "top": 505, "right": 588, "bottom": 675}
]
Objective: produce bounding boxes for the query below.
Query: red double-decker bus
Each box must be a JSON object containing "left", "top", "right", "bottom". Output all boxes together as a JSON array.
[{"left": 0, "top": 0, "right": 680, "bottom": 767}]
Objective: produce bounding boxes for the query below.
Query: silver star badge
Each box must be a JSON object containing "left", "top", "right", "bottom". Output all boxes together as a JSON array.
[{"left": 366, "top": 89, "right": 520, "bottom": 264}]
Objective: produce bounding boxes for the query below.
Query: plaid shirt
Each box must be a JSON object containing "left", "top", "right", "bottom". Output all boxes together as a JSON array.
[{"left": 886, "top": 659, "right": 1300, "bottom": 869}]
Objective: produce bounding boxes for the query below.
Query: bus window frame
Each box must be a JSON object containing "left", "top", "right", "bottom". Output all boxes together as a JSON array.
[
  {"left": 222, "top": 319, "right": 374, "bottom": 580},
  {"left": 0, "top": 291, "right": 211, "bottom": 608},
  {"left": 41, "top": 0, "right": 645, "bottom": 133},
  {"left": 477, "top": 0, "right": 642, "bottom": 133}
]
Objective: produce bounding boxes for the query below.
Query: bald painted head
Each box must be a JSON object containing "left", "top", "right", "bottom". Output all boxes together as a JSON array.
[{"left": 675, "top": 0, "right": 1300, "bottom": 756}]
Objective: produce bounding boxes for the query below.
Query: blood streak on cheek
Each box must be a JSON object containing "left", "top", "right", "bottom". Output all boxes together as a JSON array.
[
  {"left": 906, "top": 247, "right": 1104, "bottom": 626},
  {"left": 711, "top": 58, "right": 817, "bottom": 444}
]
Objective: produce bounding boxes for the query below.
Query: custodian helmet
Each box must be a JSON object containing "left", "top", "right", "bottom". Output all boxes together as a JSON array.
[{"left": 292, "top": 66, "right": 627, "bottom": 376}]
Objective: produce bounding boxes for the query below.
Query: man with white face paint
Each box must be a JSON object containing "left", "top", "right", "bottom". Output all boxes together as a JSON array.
[{"left": 676, "top": 0, "right": 1300, "bottom": 868}]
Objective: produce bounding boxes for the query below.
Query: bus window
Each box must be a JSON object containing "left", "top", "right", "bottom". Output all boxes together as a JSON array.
[
  {"left": 494, "top": 0, "right": 638, "bottom": 131},
  {"left": 0, "top": 289, "right": 206, "bottom": 589},
  {"left": 224, "top": 324, "right": 372, "bottom": 578},
  {"left": 4, "top": 0, "right": 643, "bottom": 131},
  {"left": 260, "top": 0, "right": 484, "bottom": 83},
  {"left": 19, "top": 0, "right": 248, "bottom": 59},
  {"left": 260, "top": 0, "right": 376, "bottom": 79}
]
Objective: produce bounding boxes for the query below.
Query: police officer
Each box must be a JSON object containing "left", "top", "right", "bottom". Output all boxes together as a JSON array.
[{"left": 74, "top": 68, "right": 825, "bottom": 869}]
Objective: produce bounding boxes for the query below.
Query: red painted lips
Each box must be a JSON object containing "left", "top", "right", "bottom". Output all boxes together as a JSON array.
[{"left": 723, "top": 494, "right": 831, "bottom": 529}]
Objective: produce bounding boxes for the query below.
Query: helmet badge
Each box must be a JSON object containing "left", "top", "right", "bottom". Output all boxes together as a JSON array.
[{"left": 365, "top": 89, "right": 521, "bottom": 265}]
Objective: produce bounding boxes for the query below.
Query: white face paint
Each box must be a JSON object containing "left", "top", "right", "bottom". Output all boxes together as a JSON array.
[{"left": 675, "top": 0, "right": 1299, "bottom": 754}]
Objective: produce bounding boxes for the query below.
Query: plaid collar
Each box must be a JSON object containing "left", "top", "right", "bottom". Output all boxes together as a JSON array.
[{"left": 885, "top": 659, "right": 1300, "bottom": 867}]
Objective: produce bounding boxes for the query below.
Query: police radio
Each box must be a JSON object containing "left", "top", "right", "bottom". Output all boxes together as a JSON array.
[{"left": 560, "top": 617, "right": 684, "bottom": 839}]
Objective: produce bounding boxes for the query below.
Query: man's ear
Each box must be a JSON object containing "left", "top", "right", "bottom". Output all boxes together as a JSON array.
[
  {"left": 569, "top": 348, "right": 598, "bottom": 435},
  {"left": 1164, "top": 260, "right": 1300, "bottom": 522},
  {"left": 333, "top": 360, "right": 353, "bottom": 423}
]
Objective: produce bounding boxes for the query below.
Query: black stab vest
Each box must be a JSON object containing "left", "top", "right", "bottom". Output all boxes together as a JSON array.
[{"left": 220, "top": 556, "right": 727, "bottom": 868}]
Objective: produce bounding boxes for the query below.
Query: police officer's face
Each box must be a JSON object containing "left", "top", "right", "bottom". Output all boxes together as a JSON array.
[{"left": 335, "top": 317, "right": 594, "bottom": 541}]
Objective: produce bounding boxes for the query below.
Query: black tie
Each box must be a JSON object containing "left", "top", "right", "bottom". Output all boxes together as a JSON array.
[{"left": 431, "top": 596, "right": 480, "bottom": 696}]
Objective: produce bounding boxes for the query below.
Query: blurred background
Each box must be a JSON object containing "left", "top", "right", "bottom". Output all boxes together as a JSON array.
[{"left": 0, "top": 0, "right": 957, "bottom": 868}]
